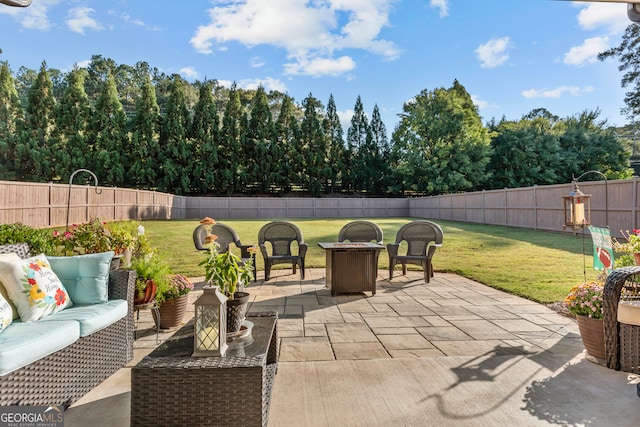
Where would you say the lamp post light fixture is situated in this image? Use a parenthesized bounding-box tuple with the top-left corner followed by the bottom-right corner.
(193, 286, 228, 357)
(563, 181, 592, 230)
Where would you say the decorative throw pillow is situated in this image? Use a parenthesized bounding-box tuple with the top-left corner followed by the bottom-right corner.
(0, 292, 12, 333)
(0, 254, 73, 322)
(0, 253, 20, 320)
(47, 251, 114, 304)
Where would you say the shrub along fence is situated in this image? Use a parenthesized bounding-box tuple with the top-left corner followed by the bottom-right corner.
(1, 178, 637, 237)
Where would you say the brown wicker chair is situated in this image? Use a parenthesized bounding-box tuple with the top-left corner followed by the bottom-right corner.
(603, 266, 640, 374)
(258, 221, 308, 281)
(194, 222, 257, 281)
(387, 220, 443, 283)
(338, 220, 383, 245)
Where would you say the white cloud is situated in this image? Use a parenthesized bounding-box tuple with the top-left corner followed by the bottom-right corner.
(0, 0, 60, 30)
(237, 77, 288, 93)
(430, 0, 448, 17)
(179, 66, 198, 79)
(251, 56, 265, 68)
(66, 7, 103, 34)
(575, 2, 629, 34)
(76, 59, 91, 68)
(563, 36, 609, 66)
(522, 85, 595, 99)
(337, 109, 354, 132)
(122, 13, 145, 27)
(284, 55, 356, 77)
(471, 94, 488, 110)
(190, 0, 399, 77)
(475, 36, 510, 68)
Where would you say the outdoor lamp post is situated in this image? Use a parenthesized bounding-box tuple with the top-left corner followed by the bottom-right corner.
(563, 180, 591, 230)
(193, 286, 228, 357)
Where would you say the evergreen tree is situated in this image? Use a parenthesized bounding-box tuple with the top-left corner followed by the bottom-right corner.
(190, 81, 220, 193)
(369, 104, 390, 194)
(0, 61, 24, 180)
(345, 96, 370, 193)
(245, 85, 274, 193)
(130, 75, 161, 189)
(52, 66, 92, 181)
(158, 74, 192, 194)
(219, 83, 243, 194)
(273, 95, 299, 193)
(323, 94, 344, 193)
(15, 61, 56, 181)
(300, 94, 326, 196)
(90, 70, 128, 186)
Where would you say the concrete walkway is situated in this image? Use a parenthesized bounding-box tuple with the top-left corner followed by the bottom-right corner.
(65, 269, 640, 426)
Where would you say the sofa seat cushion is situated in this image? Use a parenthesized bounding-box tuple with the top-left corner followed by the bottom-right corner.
(0, 320, 80, 376)
(618, 300, 640, 326)
(39, 299, 127, 337)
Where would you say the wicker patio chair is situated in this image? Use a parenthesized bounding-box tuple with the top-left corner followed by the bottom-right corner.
(603, 266, 640, 374)
(338, 220, 383, 245)
(387, 220, 443, 283)
(193, 222, 256, 282)
(258, 221, 308, 281)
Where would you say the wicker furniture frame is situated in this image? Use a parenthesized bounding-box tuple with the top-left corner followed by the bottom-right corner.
(338, 220, 383, 245)
(258, 221, 308, 281)
(603, 266, 640, 374)
(0, 243, 136, 408)
(193, 222, 257, 281)
(131, 311, 278, 427)
(318, 242, 383, 296)
(387, 220, 443, 283)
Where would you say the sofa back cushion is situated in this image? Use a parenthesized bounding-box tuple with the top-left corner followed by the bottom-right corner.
(0, 254, 73, 322)
(0, 253, 20, 320)
(47, 252, 114, 304)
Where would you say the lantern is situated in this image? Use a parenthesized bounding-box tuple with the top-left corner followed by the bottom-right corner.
(563, 181, 591, 230)
(193, 286, 228, 357)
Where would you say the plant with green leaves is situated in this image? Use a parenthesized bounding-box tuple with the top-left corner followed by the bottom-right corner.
(130, 251, 172, 296)
(198, 217, 255, 300)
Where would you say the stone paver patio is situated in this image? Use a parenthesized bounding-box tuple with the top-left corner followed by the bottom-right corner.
(64, 268, 640, 426)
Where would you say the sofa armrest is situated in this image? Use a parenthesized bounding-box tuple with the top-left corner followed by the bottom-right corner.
(108, 268, 136, 304)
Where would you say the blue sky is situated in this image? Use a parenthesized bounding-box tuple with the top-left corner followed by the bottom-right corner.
(0, 1, 634, 132)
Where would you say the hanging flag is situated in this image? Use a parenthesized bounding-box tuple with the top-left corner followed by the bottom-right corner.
(588, 226, 614, 273)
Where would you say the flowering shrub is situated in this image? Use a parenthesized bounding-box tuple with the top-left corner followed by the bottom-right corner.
(155, 274, 194, 305)
(50, 219, 143, 256)
(563, 281, 604, 319)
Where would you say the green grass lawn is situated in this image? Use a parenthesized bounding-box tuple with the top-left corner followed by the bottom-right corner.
(140, 217, 599, 305)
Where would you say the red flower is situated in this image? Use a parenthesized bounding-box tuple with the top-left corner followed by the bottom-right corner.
(55, 288, 66, 306)
(27, 278, 36, 285)
(29, 262, 41, 271)
(634, 229, 640, 236)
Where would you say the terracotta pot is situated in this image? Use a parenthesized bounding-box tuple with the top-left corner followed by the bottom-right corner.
(153, 294, 189, 330)
(634, 253, 640, 266)
(576, 315, 605, 360)
(134, 279, 157, 305)
(227, 291, 249, 333)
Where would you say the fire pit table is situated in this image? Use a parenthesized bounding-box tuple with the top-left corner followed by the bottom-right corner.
(318, 242, 384, 296)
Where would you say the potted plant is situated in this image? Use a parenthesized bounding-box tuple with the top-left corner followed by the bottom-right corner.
(198, 217, 256, 333)
(612, 229, 640, 266)
(153, 274, 194, 330)
(130, 251, 172, 306)
(563, 281, 605, 359)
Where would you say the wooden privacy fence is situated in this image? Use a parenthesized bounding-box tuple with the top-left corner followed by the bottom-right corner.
(1, 179, 639, 237)
(410, 178, 640, 238)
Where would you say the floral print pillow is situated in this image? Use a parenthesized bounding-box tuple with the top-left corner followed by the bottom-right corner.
(0, 292, 12, 332)
(0, 254, 73, 322)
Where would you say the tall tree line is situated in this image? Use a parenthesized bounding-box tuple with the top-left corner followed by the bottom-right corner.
(0, 54, 633, 197)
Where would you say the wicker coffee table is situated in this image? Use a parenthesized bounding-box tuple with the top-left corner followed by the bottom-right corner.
(131, 311, 278, 427)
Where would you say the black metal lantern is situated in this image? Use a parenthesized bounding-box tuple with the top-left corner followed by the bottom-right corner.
(563, 181, 591, 230)
(193, 286, 228, 357)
